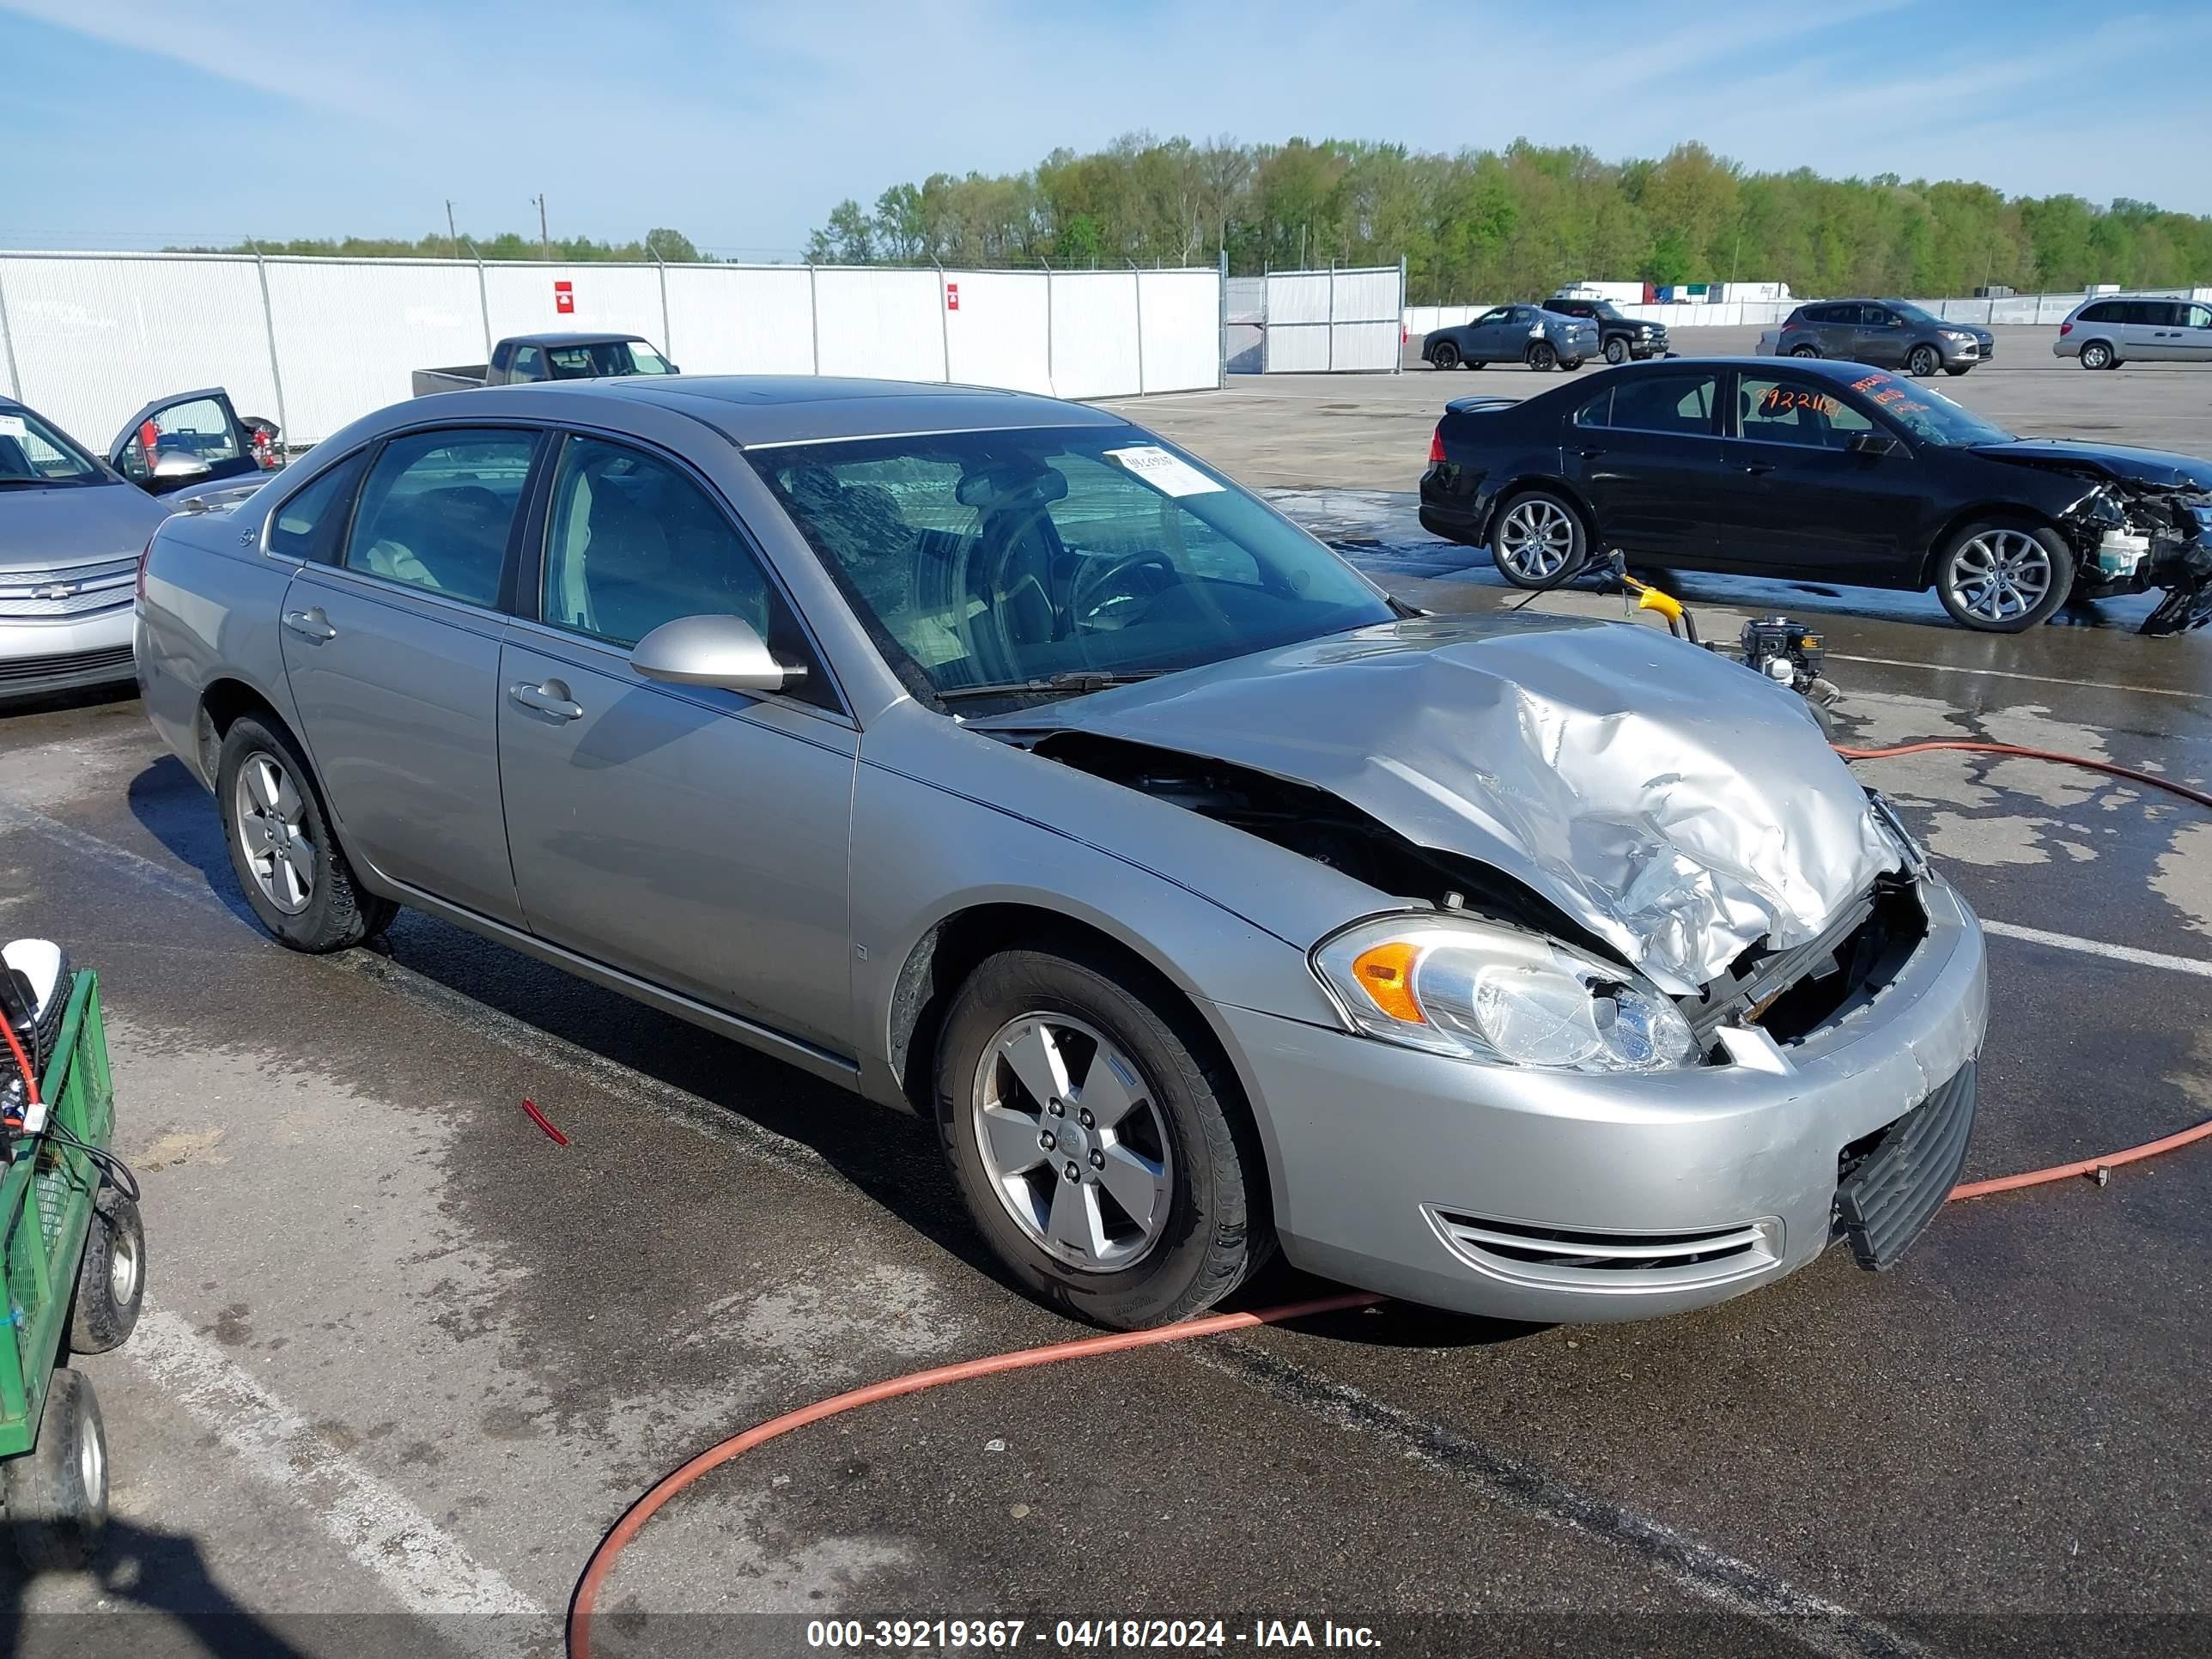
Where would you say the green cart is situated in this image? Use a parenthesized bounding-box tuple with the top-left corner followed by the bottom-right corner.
(1, 969, 145, 1569)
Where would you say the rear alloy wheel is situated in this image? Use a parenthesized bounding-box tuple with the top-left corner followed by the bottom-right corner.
(1905, 343, 1942, 377)
(1603, 337, 1629, 366)
(939, 948, 1270, 1328)
(2078, 341, 2114, 371)
(1526, 342, 1558, 372)
(1429, 341, 1460, 369)
(218, 716, 395, 953)
(1491, 491, 1586, 587)
(1936, 522, 2073, 633)
(1790, 344, 1820, 358)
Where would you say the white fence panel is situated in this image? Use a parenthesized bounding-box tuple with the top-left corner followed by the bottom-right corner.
(1051, 273, 1141, 400)
(945, 270, 1051, 394)
(1260, 267, 1401, 372)
(264, 258, 484, 445)
(1264, 273, 1334, 325)
(1138, 270, 1219, 392)
(665, 265, 815, 375)
(482, 262, 665, 349)
(815, 267, 943, 382)
(0, 253, 282, 447)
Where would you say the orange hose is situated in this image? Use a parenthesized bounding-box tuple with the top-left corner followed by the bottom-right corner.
(567, 1290, 1382, 1658)
(568, 739, 2211, 1652)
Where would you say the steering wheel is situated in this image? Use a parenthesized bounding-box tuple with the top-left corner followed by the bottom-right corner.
(1071, 550, 1178, 630)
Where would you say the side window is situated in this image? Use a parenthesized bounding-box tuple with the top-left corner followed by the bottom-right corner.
(117, 396, 241, 482)
(1800, 305, 1834, 325)
(267, 451, 367, 562)
(2078, 303, 2116, 325)
(2122, 301, 2162, 326)
(1572, 388, 1613, 428)
(1607, 373, 1717, 435)
(511, 344, 544, 380)
(2154, 301, 2189, 326)
(343, 428, 534, 606)
(1738, 378, 1875, 450)
(1471, 307, 1509, 329)
(2188, 305, 2212, 331)
(541, 436, 822, 700)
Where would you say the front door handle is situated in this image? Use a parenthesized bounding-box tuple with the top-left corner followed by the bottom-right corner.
(509, 679, 583, 721)
(1738, 461, 1776, 476)
(1575, 447, 1606, 459)
(282, 606, 337, 643)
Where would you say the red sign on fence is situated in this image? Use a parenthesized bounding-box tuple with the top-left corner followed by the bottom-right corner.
(554, 280, 574, 315)
(945, 283, 960, 312)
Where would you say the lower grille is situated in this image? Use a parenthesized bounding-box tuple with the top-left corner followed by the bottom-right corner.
(1427, 1207, 1782, 1293)
(0, 644, 136, 689)
(1834, 1060, 1978, 1271)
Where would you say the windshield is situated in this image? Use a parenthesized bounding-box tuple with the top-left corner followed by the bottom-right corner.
(750, 427, 1395, 704)
(1884, 300, 1942, 326)
(0, 406, 105, 487)
(546, 340, 673, 379)
(1589, 301, 1624, 321)
(1847, 370, 2014, 447)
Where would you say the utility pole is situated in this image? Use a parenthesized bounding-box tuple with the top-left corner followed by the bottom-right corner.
(534, 193, 551, 261)
(446, 200, 459, 261)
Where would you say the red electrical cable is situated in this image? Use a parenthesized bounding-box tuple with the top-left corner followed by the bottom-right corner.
(1833, 738, 2212, 811)
(1, 1012, 38, 1115)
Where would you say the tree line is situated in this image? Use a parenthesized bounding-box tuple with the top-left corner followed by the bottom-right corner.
(804, 136, 2212, 302)
(171, 228, 707, 263)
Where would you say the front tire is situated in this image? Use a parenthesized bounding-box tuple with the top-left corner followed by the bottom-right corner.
(1526, 342, 1557, 372)
(938, 948, 1271, 1329)
(1936, 521, 2074, 633)
(1603, 337, 1628, 366)
(1943, 365, 1972, 377)
(1490, 490, 1588, 588)
(1429, 342, 1460, 369)
(1906, 344, 1942, 377)
(217, 716, 396, 953)
(3, 1369, 106, 1571)
(2078, 340, 2114, 371)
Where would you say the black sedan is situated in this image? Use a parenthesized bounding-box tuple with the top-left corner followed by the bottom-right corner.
(1418, 357, 2212, 635)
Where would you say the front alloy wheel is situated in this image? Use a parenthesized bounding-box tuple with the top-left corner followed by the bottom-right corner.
(1937, 524, 2072, 632)
(1906, 343, 1942, 377)
(1603, 337, 1628, 365)
(1492, 494, 1584, 586)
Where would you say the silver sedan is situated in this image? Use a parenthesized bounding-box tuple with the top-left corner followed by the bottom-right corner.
(136, 376, 1987, 1329)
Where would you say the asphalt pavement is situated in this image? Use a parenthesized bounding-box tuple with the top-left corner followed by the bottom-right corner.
(3, 336, 2210, 1658)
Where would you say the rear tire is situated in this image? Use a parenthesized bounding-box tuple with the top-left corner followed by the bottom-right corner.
(1935, 520, 2074, 633)
(3, 1369, 106, 1571)
(1603, 337, 1628, 366)
(1790, 344, 1820, 359)
(217, 716, 396, 954)
(67, 1189, 144, 1356)
(1490, 489, 1588, 588)
(937, 947, 1272, 1329)
(1526, 342, 1557, 372)
(1429, 342, 1460, 369)
(2077, 340, 2114, 371)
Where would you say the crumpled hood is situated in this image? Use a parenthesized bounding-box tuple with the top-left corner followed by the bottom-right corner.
(988, 615, 1899, 994)
(0, 480, 169, 572)
(1968, 440, 2212, 493)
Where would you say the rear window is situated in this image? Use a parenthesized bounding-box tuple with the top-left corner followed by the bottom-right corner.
(267, 450, 367, 562)
(2078, 302, 2119, 324)
(1599, 373, 1717, 435)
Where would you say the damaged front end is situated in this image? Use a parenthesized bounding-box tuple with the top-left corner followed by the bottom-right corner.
(2048, 472, 2212, 635)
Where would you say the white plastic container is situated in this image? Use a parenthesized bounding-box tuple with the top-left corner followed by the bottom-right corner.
(2097, 530, 2150, 578)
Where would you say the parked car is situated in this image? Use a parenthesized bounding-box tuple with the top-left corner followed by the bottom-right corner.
(3, 388, 266, 701)
(1423, 305, 1599, 372)
(1542, 295, 1670, 364)
(413, 332, 678, 397)
(1419, 356, 2212, 635)
(1771, 301, 1993, 376)
(2053, 295, 2212, 369)
(138, 374, 1986, 1330)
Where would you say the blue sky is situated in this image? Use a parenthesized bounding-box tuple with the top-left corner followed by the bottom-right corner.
(3, 0, 2208, 258)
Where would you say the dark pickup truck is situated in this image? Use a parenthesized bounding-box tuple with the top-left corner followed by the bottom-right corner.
(412, 331, 679, 397)
(1540, 295, 1669, 365)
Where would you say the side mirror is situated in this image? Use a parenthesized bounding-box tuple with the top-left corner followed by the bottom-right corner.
(629, 613, 799, 695)
(1848, 432, 1901, 457)
(153, 451, 213, 480)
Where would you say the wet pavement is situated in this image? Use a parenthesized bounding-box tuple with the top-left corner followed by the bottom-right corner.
(3, 365, 2210, 1659)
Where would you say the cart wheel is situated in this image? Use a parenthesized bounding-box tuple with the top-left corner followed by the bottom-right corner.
(3, 1368, 108, 1571)
(70, 1189, 145, 1356)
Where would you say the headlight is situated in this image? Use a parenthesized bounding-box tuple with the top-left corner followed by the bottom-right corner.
(1868, 793, 1929, 879)
(1313, 915, 1698, 1073)
(1941, 330, 1973, 342)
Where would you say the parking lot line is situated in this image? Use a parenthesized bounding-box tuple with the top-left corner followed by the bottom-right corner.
(1827, 653, 2210, 702)
(128, 1308, 544, 1641)
(1981, 919, 2212, 979)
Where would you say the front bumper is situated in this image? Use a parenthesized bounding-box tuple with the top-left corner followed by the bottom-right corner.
(1942, 337, 1992, 363)
(1214, 878, 1988, 1323)
(0, 606, 137, 701)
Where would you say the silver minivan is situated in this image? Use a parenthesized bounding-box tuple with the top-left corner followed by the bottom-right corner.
(2055, 295, 2212, 368)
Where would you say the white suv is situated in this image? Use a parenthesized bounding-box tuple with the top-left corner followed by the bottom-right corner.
(2055, 295, 2212, 368)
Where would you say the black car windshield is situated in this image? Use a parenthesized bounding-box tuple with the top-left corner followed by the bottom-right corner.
(1587, 301, 1625, 321)
(750, 427, 1394, 703)
(0, 405, 105, 487)
(1846, 370, 2014, 447)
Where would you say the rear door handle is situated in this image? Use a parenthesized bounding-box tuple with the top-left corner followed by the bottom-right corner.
(282, 606, 337, 643)
(1738, 461, 1776, 476)
(1575, 447, 1606, 459)
(508, 679, 583, 721)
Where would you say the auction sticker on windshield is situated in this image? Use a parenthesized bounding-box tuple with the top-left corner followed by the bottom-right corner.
(0, 416, 25, 441)
(1103, 445, 1224, 496)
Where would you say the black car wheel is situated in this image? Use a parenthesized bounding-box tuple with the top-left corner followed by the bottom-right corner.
(1935, 521, 2074, 633)
(1603, 338, 1628, 365)
(1429, 341, 1460, 369)
(1905, 343, 1942, 377)
(1562, 357, 1585, 371)
(1490, 490, 1587, 586)
(1943, 365, 1973, 377)
(1789, 344, 1820, 359)
(2078, 341, 2114, 371)
(1526, 342, 1557, 372)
